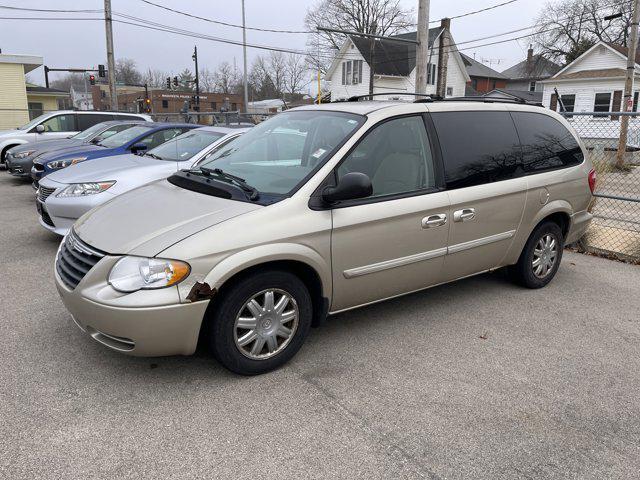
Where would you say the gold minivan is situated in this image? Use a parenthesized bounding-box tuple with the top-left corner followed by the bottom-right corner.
(54, 99, 595, 375)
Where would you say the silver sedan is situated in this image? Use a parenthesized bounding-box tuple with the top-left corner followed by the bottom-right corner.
(36, 126, 250, 235)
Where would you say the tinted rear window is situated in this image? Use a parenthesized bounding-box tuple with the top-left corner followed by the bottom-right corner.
(510, 112, 584, 172)
(431, 111, 522, 189)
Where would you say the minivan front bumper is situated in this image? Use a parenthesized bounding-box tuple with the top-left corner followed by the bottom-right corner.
(54, 257, 209, 357)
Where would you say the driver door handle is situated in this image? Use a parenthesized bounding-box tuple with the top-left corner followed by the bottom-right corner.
(422, 214, 447, 228)
(453, 208, 476, 222)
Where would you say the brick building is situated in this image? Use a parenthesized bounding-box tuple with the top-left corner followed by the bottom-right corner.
(91, 85, 243, 113)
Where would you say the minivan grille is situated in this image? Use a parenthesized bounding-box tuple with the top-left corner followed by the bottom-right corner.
(38, 186, 56, 202)
(56, 231, 105, 290)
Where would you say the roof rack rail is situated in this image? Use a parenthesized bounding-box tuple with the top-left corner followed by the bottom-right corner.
(433, 96, 544, 107)
(335, 92, 434, 102)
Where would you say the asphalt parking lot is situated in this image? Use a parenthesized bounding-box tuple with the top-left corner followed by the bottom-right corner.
(1, 173, 639, 480)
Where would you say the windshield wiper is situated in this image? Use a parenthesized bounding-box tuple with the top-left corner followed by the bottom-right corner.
(145, 152, 164, 160)
(200, 166, 260, 201)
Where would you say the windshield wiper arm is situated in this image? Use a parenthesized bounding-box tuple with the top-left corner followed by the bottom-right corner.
(200, 166, 260, 201)
(145, 152, 164, 160)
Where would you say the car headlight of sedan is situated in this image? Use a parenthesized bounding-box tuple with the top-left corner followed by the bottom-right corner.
(11, 150, 36, 159)
(48, 157, 87, 169)
(56, 181, 116, 197)
(108, 256, 191, 293)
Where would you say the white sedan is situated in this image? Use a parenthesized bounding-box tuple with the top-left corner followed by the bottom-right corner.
(36, 125, 250, 235)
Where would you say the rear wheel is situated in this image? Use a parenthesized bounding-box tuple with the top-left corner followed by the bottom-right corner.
(509, 221, 563, 289)
(209, 270, 312, 375)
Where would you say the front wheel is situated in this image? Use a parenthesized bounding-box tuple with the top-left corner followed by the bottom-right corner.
(209, 270, 312, 375)
(509, 221, 564, 289)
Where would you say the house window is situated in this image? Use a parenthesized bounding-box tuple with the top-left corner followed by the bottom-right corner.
(28, 102, 44, 120)
(162, 100, 169, 109)
(594, 92, 611, 117)
(427, 63, 436, 85)
(529, 81, 536, 92)
(211, 101, 217, 110)
(471, 78, 478, 90)
(633, 92, 639, 112)
(559, 94, 575, 116)
(446, 87, 453, 97)
(341, 60, 363, 86)
(231, 103, 237, 110)
(491, 79, 497, 90)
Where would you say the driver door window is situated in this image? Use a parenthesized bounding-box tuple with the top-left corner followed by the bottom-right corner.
(336, 116, 436, 199)
(139, 128, 187, 150)
(39, 114, 76, 133)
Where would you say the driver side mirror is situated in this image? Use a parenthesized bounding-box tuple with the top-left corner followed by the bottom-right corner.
(130, 142, 148, 155)
(35, 124, 45, 134)
(322, 172, 372, 203)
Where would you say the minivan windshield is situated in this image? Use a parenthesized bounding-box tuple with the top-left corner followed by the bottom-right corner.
(98, 125, 153, 148)
(147, 129, 226, 161)
(71, 122, 109, 141)
(194, 110, 364, 195)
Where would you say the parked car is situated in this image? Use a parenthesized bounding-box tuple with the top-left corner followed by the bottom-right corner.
(37, 126, 250, 235)
(5, 120, 148, 177)
(0, 111, 152, 165)
(54, 100, 594, 375)
(31, 123, 198, 185)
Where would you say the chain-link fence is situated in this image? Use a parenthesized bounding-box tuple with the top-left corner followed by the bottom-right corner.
(562, 112, 640, 263)
(149, 110, 277, 126)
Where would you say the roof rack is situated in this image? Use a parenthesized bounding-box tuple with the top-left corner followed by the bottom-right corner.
(430, 96, 544, 107)
(334, 93, 543, 107)
(335, 92, 434, 102)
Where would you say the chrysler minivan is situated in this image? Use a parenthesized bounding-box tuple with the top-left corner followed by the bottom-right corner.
(54, 99, 594, 375)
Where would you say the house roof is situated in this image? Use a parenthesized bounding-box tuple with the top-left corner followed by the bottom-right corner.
(460, 53, 507, 79)
(501, 54, 561, 80)
(605, 42, 640, 65)
(551, 68, 627, 81)
(26, 85, 69, 96)
(348, 28, 443, 77)
(483, 88, 543, 102)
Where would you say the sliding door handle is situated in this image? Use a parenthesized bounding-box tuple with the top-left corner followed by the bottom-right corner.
(453, 208, 476, 222)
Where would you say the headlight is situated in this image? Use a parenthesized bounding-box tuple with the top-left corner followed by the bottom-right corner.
(56, 181, 116, 197)
(12, 150, 36, 159)
(48, 157, 87, 169)
(108, 256, 191, 293)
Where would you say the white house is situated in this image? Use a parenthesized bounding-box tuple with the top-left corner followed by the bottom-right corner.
(326, 26, 470, 101)
(541, 41, 640, 114)
(541, 41, 640, 148)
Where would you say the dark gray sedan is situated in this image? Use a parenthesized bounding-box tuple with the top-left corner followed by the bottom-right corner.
(5, 120, 147, 177)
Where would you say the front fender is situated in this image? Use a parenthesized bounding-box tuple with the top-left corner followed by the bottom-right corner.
(0, 138, 28, 155)
(201, 242, 331, 299)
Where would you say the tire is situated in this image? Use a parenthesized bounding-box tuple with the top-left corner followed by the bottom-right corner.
(209, 270, 312, 375)
(509, 221, 564, 289)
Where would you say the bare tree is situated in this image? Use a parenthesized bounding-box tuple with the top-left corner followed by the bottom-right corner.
(198, 67, 216, 92)
(304, 0, 414, 72)
(50, 73, 86, 92)
(143, 68, 169, 88)
(249, 56, 278, 100)
(115, 58, 142, 85)
(535, 0, 634, 65)
(283, 54, 309, 97)
(213, 62, 241, 94)
(267, 51, 287, 97)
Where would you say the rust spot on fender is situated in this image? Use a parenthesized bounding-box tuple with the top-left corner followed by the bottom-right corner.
(186, 282, 217, 302)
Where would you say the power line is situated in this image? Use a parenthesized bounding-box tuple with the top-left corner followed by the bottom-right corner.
(138, 0, 312, 34)
(425, 0, 520, 24)
(0, 5, 101, 13)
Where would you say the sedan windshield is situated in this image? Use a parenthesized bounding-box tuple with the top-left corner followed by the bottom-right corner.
(71, 122, 109, 141)
(17, 113, 51, 131)
(195, 110, 364, 195)
(98, 125, 153, 148)
(147, 130, 226, 161)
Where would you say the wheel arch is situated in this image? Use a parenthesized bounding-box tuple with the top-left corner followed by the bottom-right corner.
(1, 141, 26, 161)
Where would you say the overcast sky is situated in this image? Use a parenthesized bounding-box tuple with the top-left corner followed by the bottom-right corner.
(0, 0, 542, 90)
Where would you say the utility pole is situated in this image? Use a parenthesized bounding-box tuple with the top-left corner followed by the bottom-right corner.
(241, 0, 249, 113)
(104, 0, 117, 111)
(415, 0, 430, 94)
(436, 18, 450, 98)
(368, 22, 377, 96)
(192, 45, 200, 111)
(616, 0, 640, 168)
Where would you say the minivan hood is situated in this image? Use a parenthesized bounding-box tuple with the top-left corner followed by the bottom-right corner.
(46, 153, 159, 183)
(74, 179, 262, 256)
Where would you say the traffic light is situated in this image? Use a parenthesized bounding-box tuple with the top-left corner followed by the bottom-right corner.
(145, 97, 151, 112)
(98, 64, 106, 77)
(166, 77, 171, 89)
(89, 74, 96, 85)
(173, 76, 179, 87)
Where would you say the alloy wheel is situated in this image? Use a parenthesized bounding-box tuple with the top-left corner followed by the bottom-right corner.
(532, 233, 558, 278)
